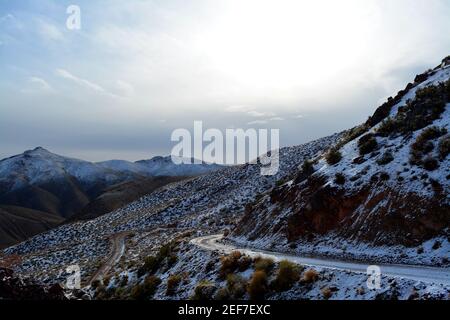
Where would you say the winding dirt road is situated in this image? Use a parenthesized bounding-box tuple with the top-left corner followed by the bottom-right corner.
(190, 234, 450, 286)
(89, 232, 130, 284)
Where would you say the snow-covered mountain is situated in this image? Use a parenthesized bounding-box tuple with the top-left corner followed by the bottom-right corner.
(0, 148, 220, 247)
(97, 156, 222, 177)
(0, 147, 136, 194)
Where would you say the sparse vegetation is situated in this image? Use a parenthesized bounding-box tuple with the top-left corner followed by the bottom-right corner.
(325, 148, 342, 165)
(138, 242, 178, 276)
(410, 126, 447, 166)
(334, 173, 346, 185)
(377, 151, 394, 165)
(321, 286, 333, 300)
(422, 156, 439, 171)
(219, 251, 247, 279)
(238, 255, 252, 272)
(358, 134, 378, 155)
(254, 257, 275, 274)
(214, 287, 231, 300)
(302, 268, 319, 283)
(377, 117, 398, 137)
(226, 274, 247, 299)
(166, 274, 183, 296)
(192, 280, 217, 300)
(131, 275, 161, 300)
(248, 270, 268, 300)
(380, 81, 449, 137)
(271, 260, 301, 292)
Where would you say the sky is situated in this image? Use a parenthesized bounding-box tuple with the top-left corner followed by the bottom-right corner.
(1, 0, 450, 161)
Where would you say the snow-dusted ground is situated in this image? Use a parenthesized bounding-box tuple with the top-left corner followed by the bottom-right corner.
(191, 234, 450, 286)
(2, 133, 342, 284)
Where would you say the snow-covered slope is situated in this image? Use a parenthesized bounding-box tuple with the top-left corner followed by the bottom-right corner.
(230, 57, 450, 265)
(1, 133, 342, 283)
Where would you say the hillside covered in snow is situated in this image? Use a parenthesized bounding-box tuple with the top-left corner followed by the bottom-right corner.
(230, 57, 450, 267)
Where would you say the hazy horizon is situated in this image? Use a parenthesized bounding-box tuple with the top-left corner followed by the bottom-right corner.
(1, 0, 450, 161)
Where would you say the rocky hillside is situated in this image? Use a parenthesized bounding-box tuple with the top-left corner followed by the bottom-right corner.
(230, 57, 450, 266)
(1, 133, 341, 284)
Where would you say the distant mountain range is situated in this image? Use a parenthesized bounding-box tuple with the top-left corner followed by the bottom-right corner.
(0, 147, 221, 248)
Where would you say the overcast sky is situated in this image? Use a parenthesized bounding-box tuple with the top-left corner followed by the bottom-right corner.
(1, 0, 449, 161)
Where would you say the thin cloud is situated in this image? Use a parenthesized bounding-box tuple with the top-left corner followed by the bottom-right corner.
(247, 120, 268, 125)
(269, 117, 284, 121)
(29, 77, 53, 91)
(56, 69, 107, 93)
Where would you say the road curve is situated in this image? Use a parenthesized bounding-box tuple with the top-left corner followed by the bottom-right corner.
(89, 232, 130, 284)
(190, 234, 450, 286)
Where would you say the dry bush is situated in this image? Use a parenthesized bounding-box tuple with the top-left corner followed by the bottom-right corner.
(271, 260, 301, 292)
(226, 274, 247, 299)
(325, 148, 342, 165)
(302, 268, 319, 283)
(130, 275, 161, 300)
(248, 270, 268, 301)
(166, 274, 183, 296)
(219, 251, 242, 279)
(254, 257, 275, 274)
(192, 280, 217, 300)
(321, 287, 333, 300)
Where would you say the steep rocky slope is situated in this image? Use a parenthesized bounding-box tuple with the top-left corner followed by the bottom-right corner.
(230, 57, 450, 265)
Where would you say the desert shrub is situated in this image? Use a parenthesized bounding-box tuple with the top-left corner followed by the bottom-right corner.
(438, 135, 450, 159)
(377, 118, 398, 137)
(302, 268, 319, 283)
(334, 173, 346, 185)
(271, 260, 301, 292)
(166, 274, 183, 296)
(374, 80, 449, 138)
(226, 274, 247, 299)
(423, 156, 439, 171)
(192, 280, 217, 300)
(379, 172, 390, 181)
(377, 151, 394, 165)
(138, 256, 160, 276)
(238, 255, 252, 272)
(321, 287, 333, 300)
(418, 126, 447, 141)
(219, 251, 242, 279)
(131, 275, 161, 300)
(254, 257, 275, 274)
(214, 287, 231, 300)
(325, 148, 342, 165)
(138, 242, 178, 276)
(294, 160, 315, 184)
(358, 134, 378, 155)
(248, 271, 268, 301)
(301, 160, 314, 174)
(396, 82, 449, 133)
